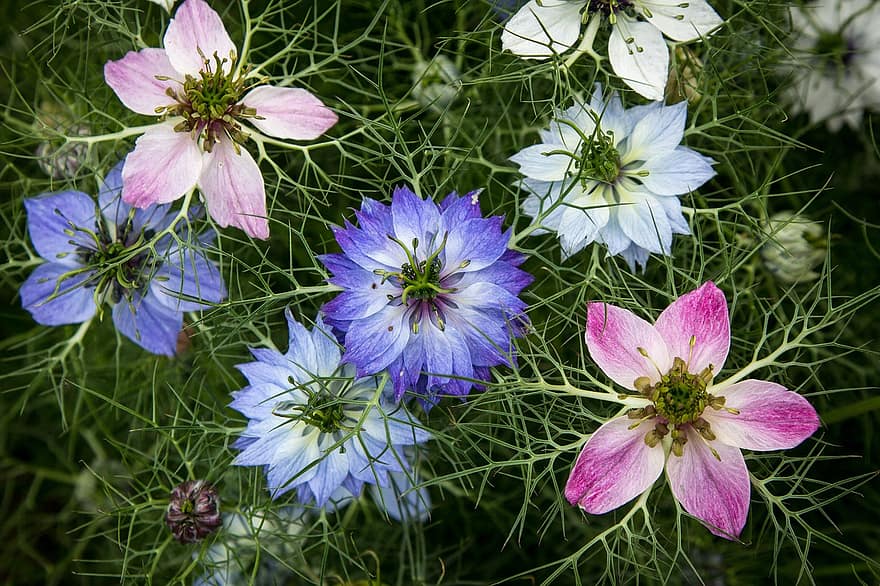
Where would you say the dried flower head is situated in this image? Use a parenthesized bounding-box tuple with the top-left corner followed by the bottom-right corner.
(165, 479, 222, 544)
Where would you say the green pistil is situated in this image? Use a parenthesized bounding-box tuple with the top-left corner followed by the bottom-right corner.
(547, 113, 621, 187)
(378, 232, 458, 307)
(814, 31, 855, 68)
(275, 391, 347, 434)
(157, 52, 263, 152)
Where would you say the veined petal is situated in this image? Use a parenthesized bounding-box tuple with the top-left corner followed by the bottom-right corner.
(704, 380, 820, 451)
(163, 0, 236, 76)
(640, 0, 723, 43)
(501, 0, 585, 59)
(510, 144, 578, 182)
(564, 416, 665, 513)
(21, 263, 97, 326)
(122, 122, 202, 207)
(608, 18, 669, 101)
(666, 427, 750, 539)
(112, 293, 182, 356)
(241, 86, 338, 140)
(654, 281, 729, 373)
(24, 191, 98, 264)
(151, 247, 226, 312)
(615, 189, 673, 254)
(104, 48, 180, 116)
(585, 300, 671, 390)
(624, 101, 687, 162)
(198, 138, 269, 239)
(342, 304, 410, 376)
(639, 147, 716, 196)
(390, 186, 442, 250)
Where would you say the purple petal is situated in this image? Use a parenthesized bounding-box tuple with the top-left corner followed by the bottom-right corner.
(122, 123, 203, 207)
(390, 186, 441, 251)
(24, 191, 98, 264)
(104, 48, 180, 115)
(163, 0, 236, 76)
(565, 416, 665, 513)
(666, 427, 750, 539)
(443, 216, 508, 273)
(150, 248, 226, 312)
(585, 301, 671, 390)
(654, 281, 730, 374)
(342, 304, 410, 376)
(21, 263, 97, 325)
(198, 137, 268, 239)
(112, 294, 182, 356)
(241, 86, 338, 140)
(703, 380, 820, 451)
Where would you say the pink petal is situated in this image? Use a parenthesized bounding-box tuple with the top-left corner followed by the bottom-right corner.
(666, 426, 750, 539)
(241, 86, 338, 140)
(703, 380, 820, 451)
(104, 49, 181, 116)
(122, 122, 202, 207)
(586, 301, 671, 390)
(654, 281, 730, 374)
(198, 137, 268, 239)
(565, 416, 665, 514)
(163, 0, 236, 76)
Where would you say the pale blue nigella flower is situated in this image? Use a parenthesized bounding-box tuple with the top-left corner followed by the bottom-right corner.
(511, 84, 716, 271)
(319, 186, 533, 406)
(20, 160, 226, 355)
(230, 309, 430, 505)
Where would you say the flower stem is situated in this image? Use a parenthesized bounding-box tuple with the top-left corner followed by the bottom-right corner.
(561, 14, 603, 71)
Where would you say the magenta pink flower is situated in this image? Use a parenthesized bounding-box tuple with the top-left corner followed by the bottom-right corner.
(565, 282, 820, 539)
(103, 0, 338, 239)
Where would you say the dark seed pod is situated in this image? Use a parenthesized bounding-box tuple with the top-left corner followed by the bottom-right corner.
(165, 479, 222, 544)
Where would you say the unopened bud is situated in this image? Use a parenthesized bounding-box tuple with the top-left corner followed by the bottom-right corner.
(760, 211, 826, 284)
(165, 479, 222, 543)
(411, 54, 462, 111)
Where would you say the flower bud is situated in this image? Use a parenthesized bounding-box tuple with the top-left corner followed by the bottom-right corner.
(34, 101, 89, 180)
(411, 55, 461, 110)
(165, 479, 222, 544)
(760, 211, 826, 284)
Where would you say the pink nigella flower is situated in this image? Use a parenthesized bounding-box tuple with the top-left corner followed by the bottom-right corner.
(103, 0, 338, 239)
(565, 282, 820, 539)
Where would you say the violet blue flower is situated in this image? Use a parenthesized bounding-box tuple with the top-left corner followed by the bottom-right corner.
(565, 282, 820, 539)
(512, 84, 715, 270)
(20, 161, 226, 356)
(103, 0, 338, 239)
(319, 186, 533, 405)
(230, 309, 430, 506)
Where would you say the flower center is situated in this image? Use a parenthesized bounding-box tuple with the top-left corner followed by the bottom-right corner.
(157, 53, 262, 152)
(814, 31, 857, 69)
(377, 233, 460, 308)
(275, 387, 348, 434)
(588, 0, 632, 15)
(578, 126, 621, 185)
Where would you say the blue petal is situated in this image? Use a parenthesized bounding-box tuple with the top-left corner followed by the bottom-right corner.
(20, 263, 98, 325)
(342, 304, 411, 376)
(150, 247, 226, 312)
(369, 470, 431, 523)
(439, 189, 483, 223)
(111, 293, 181, 356)
(442, 216, 508, 272)
(25, 191, 98, 264)
(390, 185, 441, 249)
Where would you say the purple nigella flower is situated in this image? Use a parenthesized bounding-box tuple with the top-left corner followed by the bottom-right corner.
(20, 161, 226, 356)
(230, 309, 430, 506)
(320, 186, 533, 404)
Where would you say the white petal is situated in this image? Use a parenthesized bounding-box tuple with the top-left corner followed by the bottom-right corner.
(639, 148, 716, 196)
(624, 101, 686, 162)
(510, 144, 577, 181)
(608, 18, 669, 101)
(640, 0, 723, 43)
(615, 189, 672, 254)
(501, 0, 585, 59)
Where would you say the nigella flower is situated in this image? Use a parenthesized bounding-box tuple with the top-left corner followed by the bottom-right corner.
(230, 309, 430, 506)
(784, 0, 880, 131)
(165, 479, 222, 543)
(565, 282, 820, 538)
(319, 187, 533, 404)
(103, 0, 338, 239)
(760, 211, 826, 285)
(511, 84, 715, 271)
(501, 0, 723, 100)
(20, 161, 226, 356)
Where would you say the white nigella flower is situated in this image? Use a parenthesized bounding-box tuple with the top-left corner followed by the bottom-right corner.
(501, 0, 723, 100)
(785, 0, 880, 131)
(760, 211, 826, 284)
(511, 84, 715, 270)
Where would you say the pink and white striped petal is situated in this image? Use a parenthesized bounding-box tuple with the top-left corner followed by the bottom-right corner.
(586, 301, 671, 390)
(163, 0, 236, 76)
(104, 48, 180, 116)
(654, 281, 730, 374)
(241, 86, 338, 140)
(198, 138, 269, 239)
(703, 380, 820, 451)
(666, 427, 750, 539)
(122, 122, 202, 207)
(564, 416, 665, 514)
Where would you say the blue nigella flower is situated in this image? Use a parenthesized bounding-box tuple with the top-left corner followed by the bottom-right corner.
(510, 83, 716, 271)
(20, 160, 226, 355)
(319, 186, 533, 405)
(230, 309, 430, 506)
